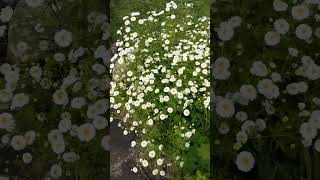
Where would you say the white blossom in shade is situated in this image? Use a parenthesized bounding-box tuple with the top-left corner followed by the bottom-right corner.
(295, 24, 312, 40)
(257, 79, 280, 99)
(54, 53, 65, 62)
(77, 123, 96, 142)
(273, 0, 288, 12)
(273, 18, 289, 34)
(216, 98, 235, 118)
(26, 0, 43, 8)
(240, 84, 257, 101)
(24, 130, 36, 145)
(236, 131, 248, 144)
(183, 109, 190, 116)
(250, 61, 268, 77)
(62, 152, 80, 162)
(52, 89, 69, 105)
(0, 113, 15, 131)
(300, 122, 317, 140)
(0, 6, 13, 23)
(217, 22, 234, 41)
(54, 29, 73, 47)
(22, 153, 32, 164)
(157, 158, 164, 166)
(236, 151, 255, 172)
(51, 141, 66, 154)
(149, 150, 156, 158)
(228, 16, 242, 28)
(58, 119, 72, 133)
(93, 116, 108, 130)
(309, 110, 320, 129)
(235, 111, 248, 122)
(264, 31, 280, 46)
(314, 139, 320, 152)
(71, 97, 86, 109)
(101, 135, 110, 151)
(213, 57, 231, 80)
(286, 82, 308, 95)
(50, 164, 62, 179)
(255, 118, 266, 132)
(29, 66, 42, 81)
(10, 135, 26, 151)
(152, 169, 159, 175)
(10, 93, 30, 110)
(0, 25, 6, 37)
(0, 89, 12, 103)
(94, 45, 109, 61)
(291, 5, 310, 21)
(218, 122, 230, 135)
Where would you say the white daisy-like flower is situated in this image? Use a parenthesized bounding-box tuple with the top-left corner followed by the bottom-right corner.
(77, 123, 96, 142)
(54, 29, 73, 47)
(235, 151, 255, 172)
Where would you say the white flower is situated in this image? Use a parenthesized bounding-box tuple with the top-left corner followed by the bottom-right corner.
(63, 152, 79, 162)
(77, 123, 96, 142)
(142, 160, 149, 167)
(300, 122, 317, 139)
(240, 84, 257, 101)
(217, 22, 234, 41)
(264, 31, 280, 46)
(71, 97, 86, 109)
(314, 139, 320, 152)
(51, 141, 66, 154)
(0, 6, 13, 23)
(94, 45, 109, 61)
(93, 116, 108, 130)
(52, 89, 69, 105)
(149, 150, 156, 158)
(183, 109, 190, 116)
(273, 0, 288, 12)
(295, 24, 312, 40)
(273, 18, 289, 34)
(54, 53, 65, 62)
(10, 135, 26, 151)
(291, 5, 310, 20)
(250, 61, 268, 77)
(24, 130, 36, 145)
(54, 29, 73, 47)
(141, 140, 148, 147)
(22, 153, 32, 164)
(157, 158, 164, 166)
(26, 0, 43, 8)
(255, 118, 266, 132)
(0, 113, 15, 131)
(101, 135, 110, 151)
(213, 57, 231, 80)
(29, 66, 42, 81)
(50, 164, 62, 178)
(0, 25, 6, 37)
(236, 151, 255, 172)
(309, 110, 320, 129)
(160, 170, 166, 176)
(11, 93, 29, 110)
(236, 131, 248, 144)
(0, 89, 12, 103)
(152, 169, 159, 175)
(257, 79, 280, 99)
(58, 119, 72, 132)
(216, 98, 235, 118)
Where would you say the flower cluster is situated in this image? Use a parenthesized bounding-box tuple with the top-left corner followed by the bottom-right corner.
(0, 0, 110, 179)
(110, 1, 210, 177)
(213, 0, 320, 176)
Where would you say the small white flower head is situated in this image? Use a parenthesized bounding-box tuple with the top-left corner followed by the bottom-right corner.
(77, 123, 96, 142)
(0, 113, 15, 131)
(291, 4, 310, 21)
(22, 153, 32, 164)
(235, 151, 255, 172)
(0, 6, 13, 23)
(300, 122, 317, 140)
(216, 98, 235, 118)
(11, 135, 26, 151)
(295, 24, 312, 40)
(52, 89, 69, 105)
(11, 93, 30, 110)
(264, 31, 280, 46)
(54, 29, 73, 47)
(50, 164, 62, 178)
(183, 109, 190, 116)
(273, 0, 288, 12)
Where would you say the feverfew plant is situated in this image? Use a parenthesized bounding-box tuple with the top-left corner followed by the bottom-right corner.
(110, 1, 210, 177)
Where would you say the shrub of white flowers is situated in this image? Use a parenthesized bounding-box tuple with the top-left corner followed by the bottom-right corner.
(0, 0, 110, 179)
(110, 1, 210, 178)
